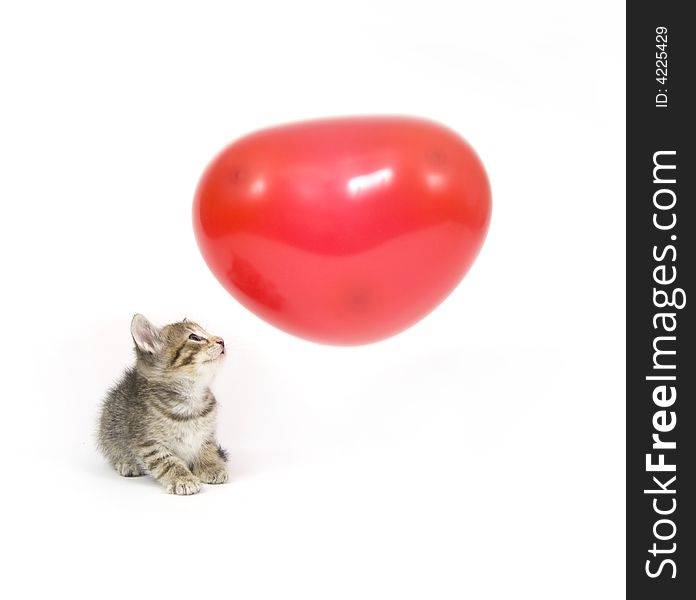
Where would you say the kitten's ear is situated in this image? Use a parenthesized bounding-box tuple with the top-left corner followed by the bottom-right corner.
(131, 314, 164, 354)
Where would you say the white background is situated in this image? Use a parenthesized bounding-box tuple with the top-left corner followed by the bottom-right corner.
(1, 1, 625, 598)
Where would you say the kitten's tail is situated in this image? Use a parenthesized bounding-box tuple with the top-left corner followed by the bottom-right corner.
(216, 443, 229, 462)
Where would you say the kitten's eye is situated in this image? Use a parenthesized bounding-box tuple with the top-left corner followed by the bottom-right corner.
(188, 333, 204, 342)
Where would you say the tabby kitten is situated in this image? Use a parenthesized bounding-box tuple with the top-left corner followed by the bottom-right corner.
(98, 314, 229, 495)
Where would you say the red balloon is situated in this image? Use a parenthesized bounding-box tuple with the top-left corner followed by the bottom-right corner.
(193, 116, 491, 345)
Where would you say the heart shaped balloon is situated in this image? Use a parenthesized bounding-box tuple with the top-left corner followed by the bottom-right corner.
(193, 116, 491, 345)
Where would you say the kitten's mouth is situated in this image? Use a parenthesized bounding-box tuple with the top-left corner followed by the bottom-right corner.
(205, 352, 225, 363)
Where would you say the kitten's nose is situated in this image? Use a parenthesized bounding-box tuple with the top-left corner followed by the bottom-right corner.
(216, 338, 225, 352)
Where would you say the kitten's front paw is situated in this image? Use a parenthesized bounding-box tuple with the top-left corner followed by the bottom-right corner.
(198, 466, 229, 485)
(166, 475, 201, 496)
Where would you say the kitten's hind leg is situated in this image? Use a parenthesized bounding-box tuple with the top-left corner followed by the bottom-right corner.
(114, 461, 144, 477)
(137, 442, 201, 495)
(192, 439, 229, 485)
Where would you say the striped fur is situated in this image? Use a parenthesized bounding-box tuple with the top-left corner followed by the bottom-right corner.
(97, 314, 229, 495)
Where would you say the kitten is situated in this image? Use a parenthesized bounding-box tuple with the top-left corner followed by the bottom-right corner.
(97, 314, 229, 495)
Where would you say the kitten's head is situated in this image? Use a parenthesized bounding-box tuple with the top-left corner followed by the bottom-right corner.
(130, 314, 225, 383)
